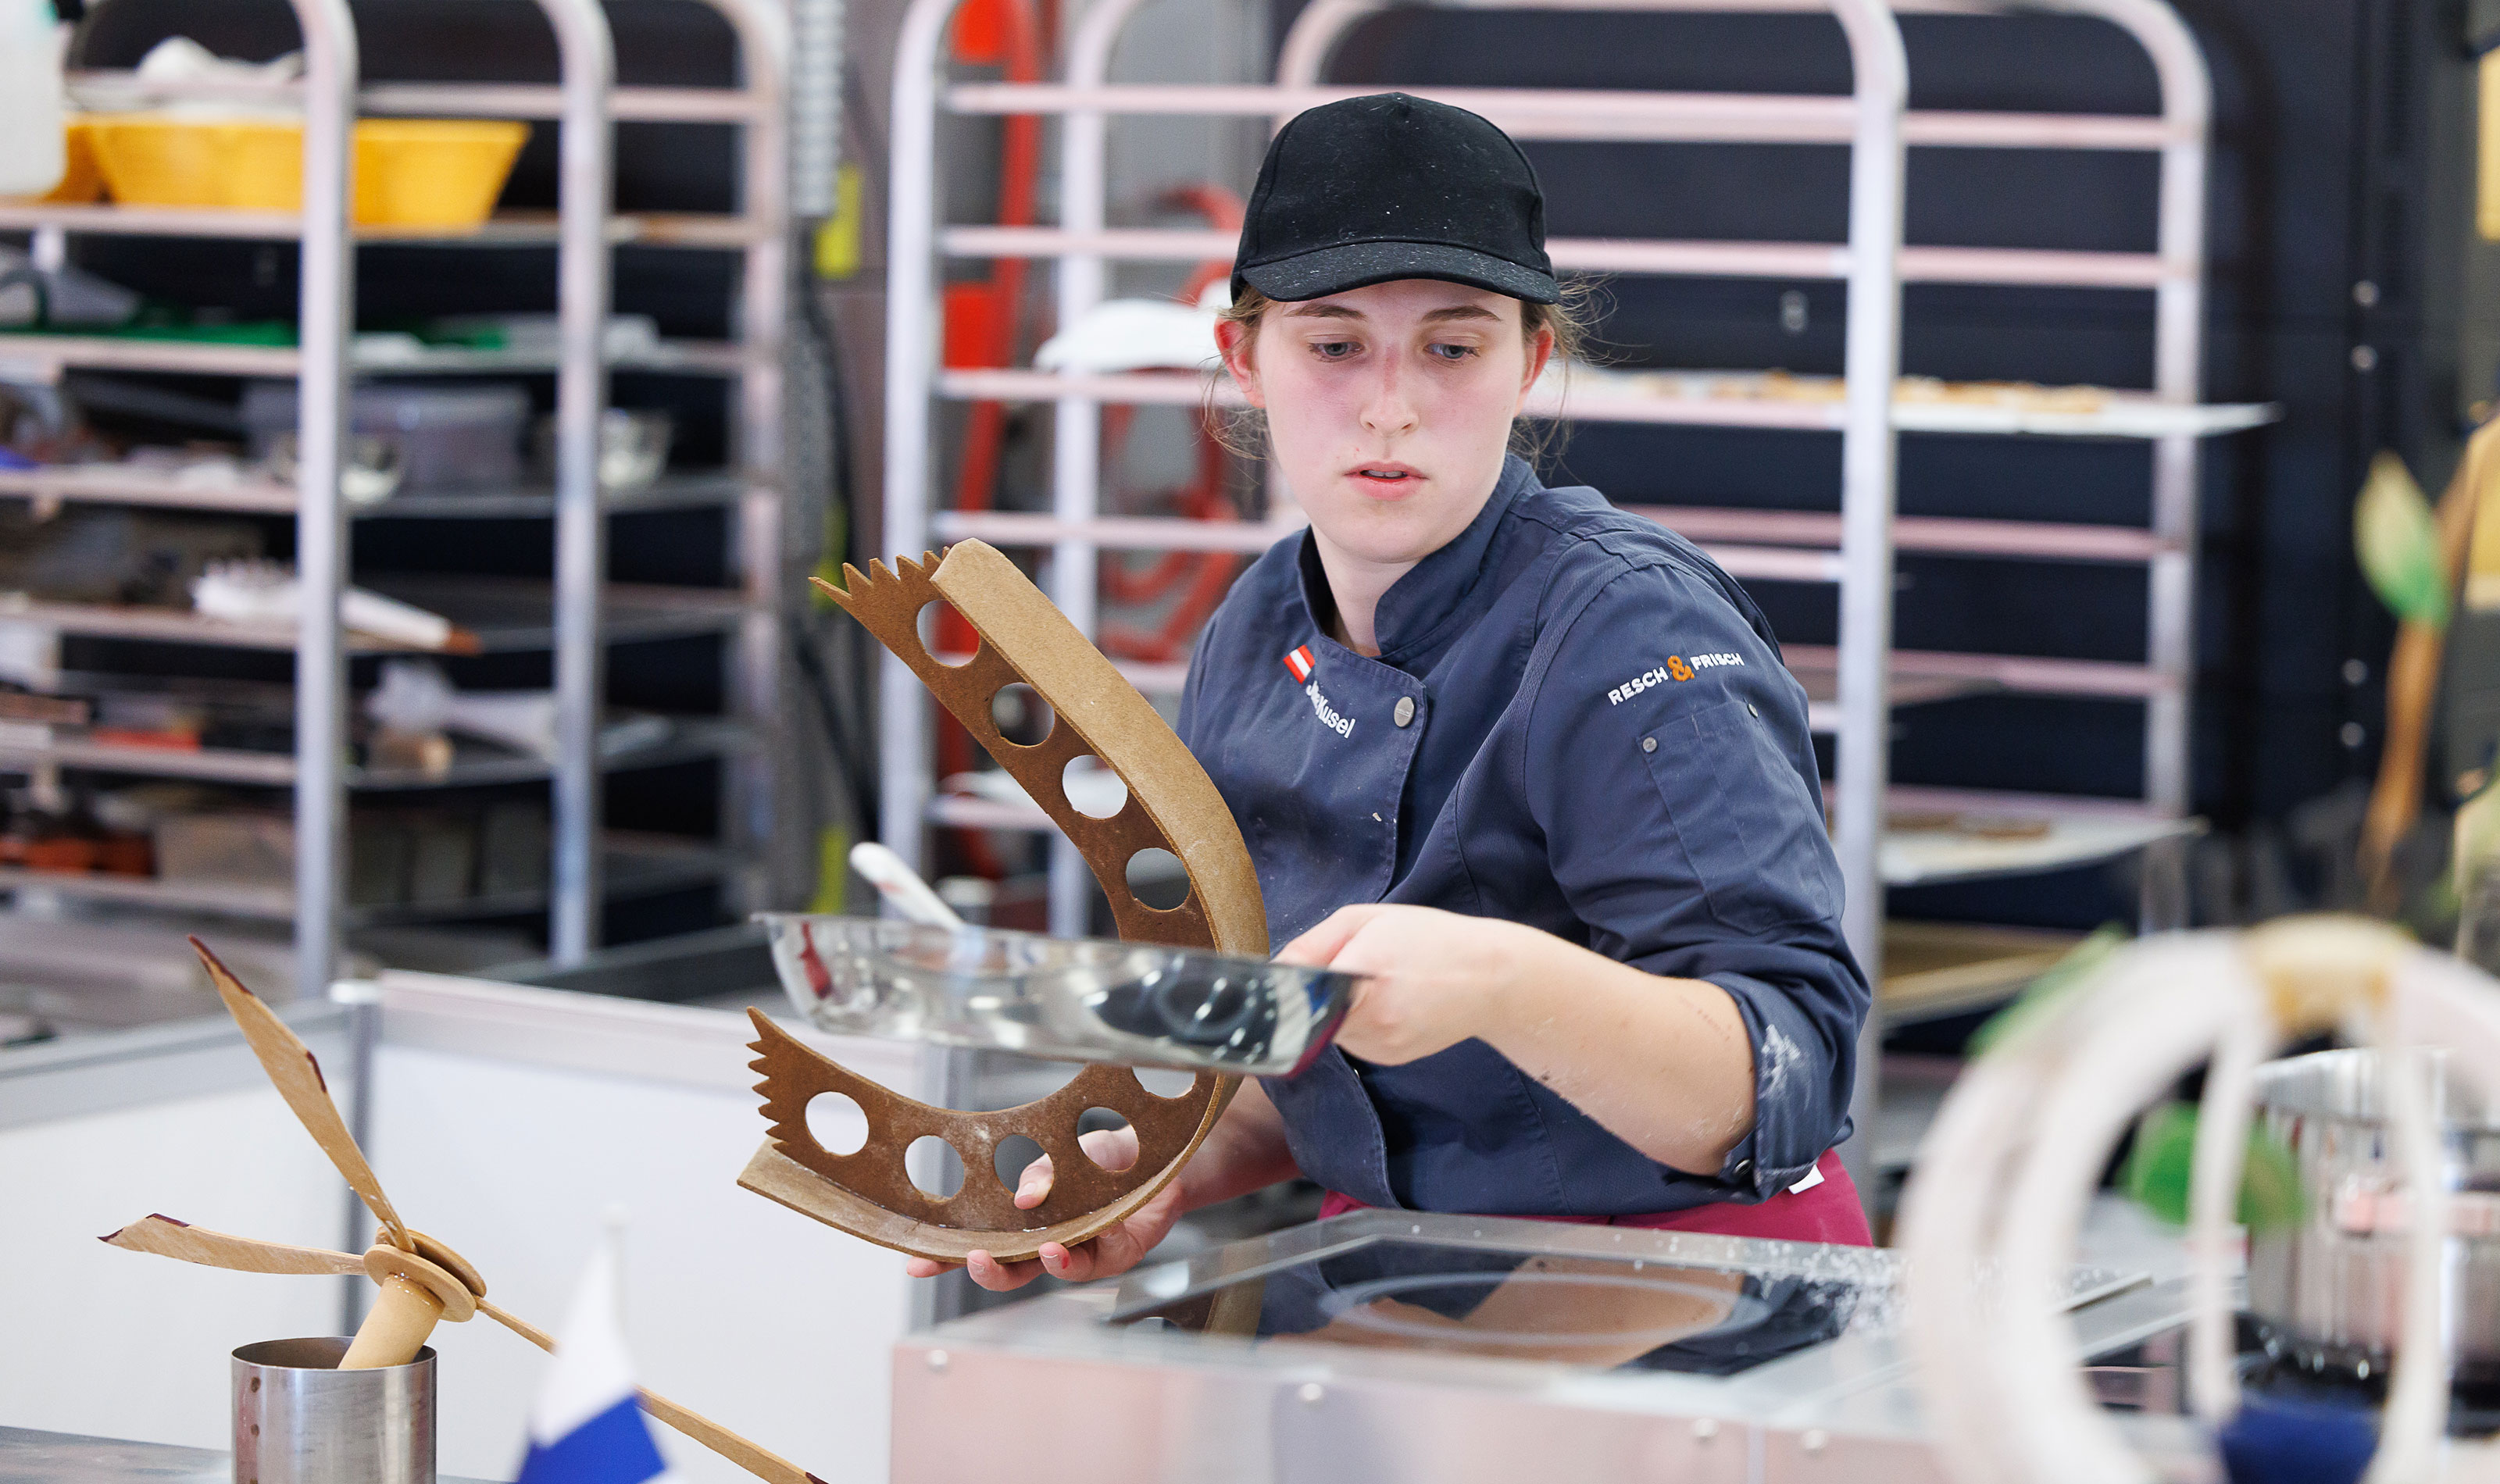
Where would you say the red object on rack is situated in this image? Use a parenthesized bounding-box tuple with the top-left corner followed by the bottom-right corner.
(941, 283, 1006, 372)
(948, 0, 1012, 62)
(1097, 411, 1242, 663)
(938, 0, 1048, 878)
(944, 0, 1043, 526)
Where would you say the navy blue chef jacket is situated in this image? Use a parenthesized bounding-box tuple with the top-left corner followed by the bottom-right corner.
(1175, 455, 1870, 1216)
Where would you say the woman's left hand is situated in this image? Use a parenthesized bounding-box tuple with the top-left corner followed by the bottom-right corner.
(1273, 904, 1523, 1065)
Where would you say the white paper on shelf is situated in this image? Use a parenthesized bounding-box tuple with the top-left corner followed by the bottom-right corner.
(340, 590, 452, 648)
(193, 558, 455, 649)
(1033, 284, 1223, 375)
(347, 333, 435, 364)
(365, 658, 672, 762)
(122, 37, 304, 119)
(0, 619, 58, 689)
(120, 448, 250, 488)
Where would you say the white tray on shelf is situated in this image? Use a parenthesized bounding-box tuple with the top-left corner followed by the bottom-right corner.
(0, 578, 746, 653)
(0, 833, 727, 925)
(0, 717, 745, 790)
(0, 464, 744, 519)
(0, 332, 745, 380)
(934, 366, 2276, 441)
(1873, 790, 2205, 886)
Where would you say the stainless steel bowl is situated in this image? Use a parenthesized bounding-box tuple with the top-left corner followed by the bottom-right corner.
(2248, 1048, 2500, 1385)
(757, 914, 1359, 1077)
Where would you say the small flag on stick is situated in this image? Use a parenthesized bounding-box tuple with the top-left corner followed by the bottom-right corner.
(515, 1233, 669, 1484)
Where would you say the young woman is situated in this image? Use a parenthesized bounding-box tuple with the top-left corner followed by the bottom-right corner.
(908, 91, 1871, 1294)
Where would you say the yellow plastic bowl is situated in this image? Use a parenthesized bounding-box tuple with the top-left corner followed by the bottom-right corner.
(87, 115, 527, 230)
(352, 120, 528, 229)
(209, 118, 311, 212)
(87, 114, 241, 209)
(53, 119, 107, 203)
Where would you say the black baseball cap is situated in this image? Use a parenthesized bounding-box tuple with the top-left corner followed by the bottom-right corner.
(1231, 93, 1559, 306)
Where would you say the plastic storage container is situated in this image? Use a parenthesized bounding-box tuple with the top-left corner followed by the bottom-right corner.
(0, 0, 67, 198)
(86, 116, 527, 227)
(88, 116, 286, 209)
(5, 118, 102, 205)
(351, 120, 530, 228)
(243, 381, 530, 494)
(42, 119, 104, 203)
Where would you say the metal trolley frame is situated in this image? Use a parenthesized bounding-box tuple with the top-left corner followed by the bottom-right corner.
(877, 0, 2264, 1179)
(0, 0, 795, 986)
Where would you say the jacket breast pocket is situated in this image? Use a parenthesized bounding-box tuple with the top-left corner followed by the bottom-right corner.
(1640, 694, 1841, 934)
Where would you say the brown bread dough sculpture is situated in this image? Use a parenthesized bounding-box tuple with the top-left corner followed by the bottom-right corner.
(738, 541, 1269, 1262)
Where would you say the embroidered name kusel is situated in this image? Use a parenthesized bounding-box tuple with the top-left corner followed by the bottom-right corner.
(1304, 682, 1355, 738)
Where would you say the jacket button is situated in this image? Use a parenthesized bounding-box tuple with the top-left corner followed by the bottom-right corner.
(1730, 1158, 1755, 1184)
(1393, 697, 1416, 728)
(1641, 737, 1657, 754)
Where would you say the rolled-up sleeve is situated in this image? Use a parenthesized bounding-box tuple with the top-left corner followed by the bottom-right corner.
(1522, 559, 1870, 1198)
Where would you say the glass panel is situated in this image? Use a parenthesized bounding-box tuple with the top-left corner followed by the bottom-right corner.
(1114, 1236, 1856, 1376)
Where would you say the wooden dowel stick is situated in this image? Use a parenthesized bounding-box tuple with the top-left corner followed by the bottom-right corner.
(340, 1273, 445, 1369)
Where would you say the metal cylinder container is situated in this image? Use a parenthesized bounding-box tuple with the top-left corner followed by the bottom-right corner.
(232, 1337, 435, 1484)
(2248, 1049, 2500, 1387)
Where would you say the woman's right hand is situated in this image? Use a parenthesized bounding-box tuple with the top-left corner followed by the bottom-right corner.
(903, 1125, 1186, 1292)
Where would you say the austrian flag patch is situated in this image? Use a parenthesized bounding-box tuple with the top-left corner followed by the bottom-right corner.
(1282, 644, 1316, 683)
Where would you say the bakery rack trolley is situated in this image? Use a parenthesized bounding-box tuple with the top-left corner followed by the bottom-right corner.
(1659, 0, 2262, 1161)
(1734, 0, 2260, 915)
(0, 0, 796, 987)
(877, 0, 1913, 1150)
(0, 0, 605, 998)
(1226, 0, 2272, 1166)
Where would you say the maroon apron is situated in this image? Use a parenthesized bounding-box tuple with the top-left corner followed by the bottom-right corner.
(1315, 1149, 1872, 1247)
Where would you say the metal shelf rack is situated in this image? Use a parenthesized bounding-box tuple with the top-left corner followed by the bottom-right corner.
(1661, 0, 2244, 869)
(0, 332, 748, 378)
(0, 202, 764, 248)
(0, 458, 745, 519)
(0, 717, 748, 791)
(888, 0, 2264, 848)
(0, 0, 795, 986)
(3, 577, 748, 650)
(0, 831, 728, 926)
(877, 0, 2270, 1188)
